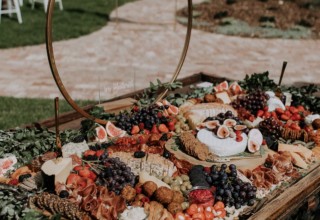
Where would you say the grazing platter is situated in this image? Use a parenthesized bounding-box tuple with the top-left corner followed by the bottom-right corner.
(1, 72, 320, 220)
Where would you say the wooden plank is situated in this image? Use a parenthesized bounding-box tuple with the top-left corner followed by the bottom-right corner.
(249, 162, 320, 220)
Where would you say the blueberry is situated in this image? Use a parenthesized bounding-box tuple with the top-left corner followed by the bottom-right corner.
(59, 190, 69, 198)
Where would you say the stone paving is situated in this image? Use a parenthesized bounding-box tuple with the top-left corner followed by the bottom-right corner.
(0, 0, 319, 101)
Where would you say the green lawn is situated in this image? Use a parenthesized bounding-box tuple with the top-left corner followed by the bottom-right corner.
(0, 0, 134, 48)
(0, 96, 95, 129)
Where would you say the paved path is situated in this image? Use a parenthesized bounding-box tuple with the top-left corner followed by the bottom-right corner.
(0, 0, 319, 101)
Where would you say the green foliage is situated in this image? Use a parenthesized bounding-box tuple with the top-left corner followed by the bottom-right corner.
(0, 0, 134, 48)
(0, 185, 46, 220)
(239, 71, 278, 92)
(283, 84, 320, 113)
(136, 79, 183, 107)
(0, 96, 94, 130)
(0, 127, 81, 166)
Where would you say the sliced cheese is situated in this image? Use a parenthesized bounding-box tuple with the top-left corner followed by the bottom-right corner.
(290, 152, 308, 169)
(278, 143, 313, 161)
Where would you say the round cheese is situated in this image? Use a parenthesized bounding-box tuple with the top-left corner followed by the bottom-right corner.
(197, 129, 248, 157)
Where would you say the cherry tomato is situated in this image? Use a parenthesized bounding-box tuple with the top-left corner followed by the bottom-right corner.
(215, 209, 226, 218)
(204, 211, 214, 220)
(197, 205, 204, 213)
(175, 212, 185, 220)
(204, 206, 214, 212)
(213, 201, 225, 211)
(186, 204, 198, 216)
(192, 212, 205, 220)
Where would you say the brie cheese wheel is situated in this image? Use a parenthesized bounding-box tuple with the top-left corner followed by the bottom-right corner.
(197, 129, 248, 157)
(62, 141, 89, 158)
(265, 91, 275, 98)
(267, 97, 285, 112)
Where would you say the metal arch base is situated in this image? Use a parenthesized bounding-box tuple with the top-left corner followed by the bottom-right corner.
(45, 0, 193, 125)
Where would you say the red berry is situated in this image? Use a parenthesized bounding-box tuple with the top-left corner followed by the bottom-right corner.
(84, 150, 96, 157)
(257, 110, 264, 117)
(151, 125, 159, 134)
(135, 186, 142, 194)
(236, 135, 243, 142)
(158, 124, 169, 133)
(8, 179, 19, 185)
(131, 125, 140, 135)
(138, 123, 145, 130)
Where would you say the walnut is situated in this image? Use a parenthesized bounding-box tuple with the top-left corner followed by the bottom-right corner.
(204, 94, 216, 103)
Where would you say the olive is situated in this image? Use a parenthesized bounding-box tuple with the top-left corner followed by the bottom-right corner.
(134, 151, 146, 158)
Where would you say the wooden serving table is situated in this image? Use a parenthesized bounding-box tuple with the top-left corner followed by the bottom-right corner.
(30, 73, 320, 220)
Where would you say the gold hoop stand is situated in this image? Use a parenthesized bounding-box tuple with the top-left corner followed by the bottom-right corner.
(46, 0, 193, 125)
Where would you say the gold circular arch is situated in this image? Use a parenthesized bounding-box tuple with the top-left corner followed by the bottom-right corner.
(46, 0, 193, 125)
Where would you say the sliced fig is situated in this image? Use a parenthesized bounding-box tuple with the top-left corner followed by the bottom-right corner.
(223, 119, 237, 127)
(206, 120, 220, 129)
(196, 122, 206, 131)
(248, 129, 263, 146)
(248, 139, 261, 153)
(95, 125, 108, 143)
(217, 125, 230, 139)
(234, 125, 247, 131)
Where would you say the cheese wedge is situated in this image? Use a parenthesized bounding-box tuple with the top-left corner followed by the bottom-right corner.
(290, 152, 308, 169)
(278, 143, 313, 161)
(41, 158, 72, 186)
(215, 91, 231, 104)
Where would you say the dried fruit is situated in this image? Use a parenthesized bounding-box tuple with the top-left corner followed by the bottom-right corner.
(223, 119, 237, 127)
(217, 125, 230, 138)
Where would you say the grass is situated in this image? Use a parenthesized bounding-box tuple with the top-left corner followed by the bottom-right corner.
(0, 0, 134, 48)
(0, 96, 95, 129)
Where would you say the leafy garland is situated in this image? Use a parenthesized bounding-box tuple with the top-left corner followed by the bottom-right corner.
(239, 71, 277, 92)
(0, 127, 81, 167)
(0, 185, 46, 220)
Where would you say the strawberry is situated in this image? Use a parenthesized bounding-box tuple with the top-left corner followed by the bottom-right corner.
(96, 149, 105, 158)
(8, 179, 19, 186)
(297, 105, 305, 112)
(263, 106, 269, 112)
(89, 171, 97, 181)
(84, 150, 96, 157)
(151, 125, 159, 134)
(281, 114, 290, 121)
(257, 110, 264, 117)
(79, 168, 91, 178)
(138, 123, 145, 130)
(271, 111, 278, 119)
(236, 135, 243, 142)
(131, 125, 140, 135)
(74, 165, 83, 172)
(289, 106, 299, 114)
(167, 121, 175, 127)
(142, 129, 150, 135)
(249, 115, 255, 122)
(168, 124, 175, 131)
(263, 112, 271, 119)
(158, 124, 169, 133)
(275, 108, 285, 114)
(291, 113, 301, 121)
(66, 173, 81, 185)
(284, 111, 292, 117)
(290, 123, 301, 131)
